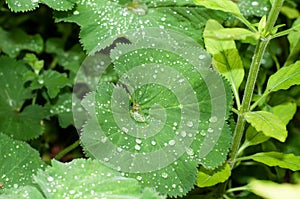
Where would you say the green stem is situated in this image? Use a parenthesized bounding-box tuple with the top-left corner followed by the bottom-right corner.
(226, 185, 249, 193)
(55, 140, 80, 160)
(229, 0, 285, 169)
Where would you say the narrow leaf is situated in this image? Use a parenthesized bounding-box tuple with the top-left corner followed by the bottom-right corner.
(265, 61, 300, 93)
(249, 180, 300, 199)
(244, 111, 287, 142)
(247, 152, 300, 171)
(285, 17, 300, 66)
(197, 163, 231, 188)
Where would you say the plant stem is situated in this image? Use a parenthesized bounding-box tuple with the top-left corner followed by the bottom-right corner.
(229, 0, 285, 169)
(55, 140, 80, 160)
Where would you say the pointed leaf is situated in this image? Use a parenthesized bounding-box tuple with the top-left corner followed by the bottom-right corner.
(197, 163, 231, 188)
(265, 61, 300, 93)
(247, 152, 300, 171)
(244, 111, 287, 142)
(286, 17, 300, 66)
(0, 133, 45, 191)
(33, 159, 164, 199)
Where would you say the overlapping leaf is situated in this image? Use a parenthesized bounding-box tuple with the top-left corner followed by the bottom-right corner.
(54, 0, 227, 53)
(33, 159, 164, 199)
(0, 133, 45, 191)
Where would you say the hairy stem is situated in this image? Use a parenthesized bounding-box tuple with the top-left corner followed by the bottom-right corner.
(55, 140, 80, 160)
(229, 0, 285, 169)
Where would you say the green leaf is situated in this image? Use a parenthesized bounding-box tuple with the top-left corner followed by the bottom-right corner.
(48, 93, 73, 128)
(244, 111, 287, 142)
(5, 0, 77, 12)
(45, 38, 85, 74)
(281, 6, 300, 19)
(204, 20, 244, 94)
(80, 35, 232, 197)
(245, 126, 269, 147)
(5, 0, 39, 12)
(0, 56, 31, 110)
(271, 102, 297, 125)
(0, 133, 45, 191)
(33, 70, 71, 99)
(247, 152, 300, 171)
(197, 163, 231, 188)
(0, 186, 44, 199)
(54, 1, 227, 53)
(204, 27, 259, 44)
(238, 0, 271, 18)
(40, 0, 77, 11)
(194, 0, 242, 17)
(0, 104, 47, 140)
(265, 61, 300, 93)
(33, 159, 164, 199)
(249, 180, 300, 199)
(285, 17, 300, 66)
(0, 27, 43, 58)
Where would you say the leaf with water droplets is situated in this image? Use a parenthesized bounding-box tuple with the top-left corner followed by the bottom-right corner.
(238, 0, 271, 18)
(33, 159, 164, 199)
(0, 56, 47, 140)
(0, 27, 43, 58)
(80, 34, 233, 196)
(6, 0, 77, 12)
(54, 0, 227, 53)
(0, 185, 44, 199)
(0, 133, 45, 191)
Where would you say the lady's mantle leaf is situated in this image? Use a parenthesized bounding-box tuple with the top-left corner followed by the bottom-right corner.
(265, 61, 300, 93)
(54, 0, 227, 53)
(0, 186, 44, 199)
(6, 0, 77, 12)
(0, 133, 45, 191)
(33, 159, 164, 199)
(246, 152, 300, 171)
(244, 111, 287, 142)
(0, 27, 43, 57)
(197, 163, 231, 188)
(249, 180, 300, 199)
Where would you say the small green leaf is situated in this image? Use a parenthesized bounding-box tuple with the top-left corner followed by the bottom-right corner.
(0, 27, 43, 58)
(204, 27, 259, 44)
(265, 61, 300, 93)
(0, 56, 31, 110)
(204, 20, 244, 94)
(244, 111, 287, 142)
(281, 6, 300, 19)
(33, 159, 164, 199)
(245, 126, 269, 147)
(194, 0, 242, 17)
(6, 0, 39, 12)
(23, 53, 44, 75)
(249, 180, 300, 199)
(197, 163, 231, 188)
(247, 152, 300, 171)
(0, 186, 44, 199)
(272, 102, 297, 125)
(48, 93, 73, 128)
(41, 70, 71, 99)
(0, 133, 45, 191)
(0, 105, 47, 140)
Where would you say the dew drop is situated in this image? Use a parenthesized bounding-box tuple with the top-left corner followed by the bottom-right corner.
(151, 140, 156, 146)
(187, 121, 193, 127)
(161, 172, 168, 178)
(135, 145, 141, 151)
(168, 140, 176, 146)
(209, 116, 218, 123)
